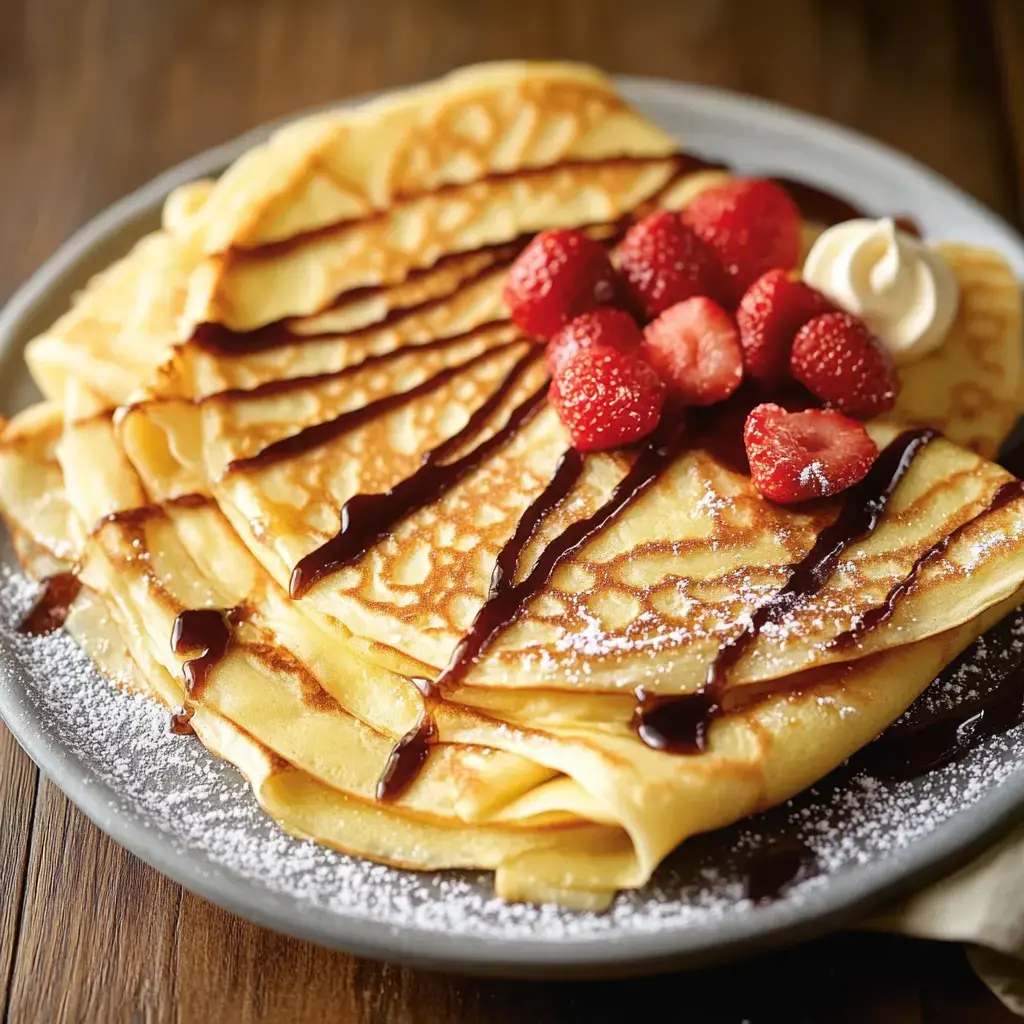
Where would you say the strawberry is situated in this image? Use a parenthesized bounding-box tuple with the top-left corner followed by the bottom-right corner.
(735, 270, 834, 383)
(790, 312, 898, 418)
(617, 210, 726, 320)
(546, 307, 642, 377)
(549, 348, 665, 452)
(743, 403, 878, 503)
(640, 297, 743, 406)
(504, 229, 619, 339)
(682, 179, 802, 304)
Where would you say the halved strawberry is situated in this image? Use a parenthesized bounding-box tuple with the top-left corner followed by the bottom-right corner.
(617, 210, 726, 321)
(640, 297, 743, 406)
(546, 307, 642, 377)
(504, 228, 619, 339)
(736, 269, 834, 383)
(743, 403, 878, 503)
(790, 312, 898, 419)
(549, 348, 665, 452)
(682, 179, 802, 304)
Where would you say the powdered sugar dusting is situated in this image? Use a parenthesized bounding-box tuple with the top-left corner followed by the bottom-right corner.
(2, 559, 1024, 945)
(799, 460, 830, 495)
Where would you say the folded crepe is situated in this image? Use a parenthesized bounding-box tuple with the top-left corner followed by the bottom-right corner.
(3, 61, 1024, 908)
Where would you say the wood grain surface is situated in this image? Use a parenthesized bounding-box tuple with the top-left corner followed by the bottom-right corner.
(1, 0, 1023, 1020)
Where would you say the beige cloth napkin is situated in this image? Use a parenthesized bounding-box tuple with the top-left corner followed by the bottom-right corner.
(868, 824, 1024, 1015)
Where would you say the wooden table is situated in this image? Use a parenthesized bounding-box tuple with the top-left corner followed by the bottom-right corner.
(1, 1, 1023, 1019)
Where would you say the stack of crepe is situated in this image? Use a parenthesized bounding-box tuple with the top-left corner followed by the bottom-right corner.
(2, 62, 1024, 909)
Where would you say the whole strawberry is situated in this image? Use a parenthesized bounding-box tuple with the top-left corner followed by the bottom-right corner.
(640, 297, 743, 406)
(744, 403, 878, 503)
(682, 179, 802, 304)
(617, 210, 726, 321)
(736, 269, 834, 383)
(549, 348, 665, 452)
(504, 228, 619, 339)
(546, 307, 642, 377)
(790, 312, 898, 418)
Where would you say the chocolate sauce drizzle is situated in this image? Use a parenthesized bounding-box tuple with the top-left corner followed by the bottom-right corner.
(229, 154, 694, 260)
(209, 321, 512, 405)
(371, 446, 587, 799)
(187, 151, 731, 363)
(17, 572, 82, 637)
(371, 413, 688, 798)
(181, 141, 935, 799)
(409, 675, 438, 699)
(376, 673, 441, 800)
(832, 479, 1024, 649)
(170, 608, 235, 695)
(633, 428, 938, 754)
(92, 492, 213, 534)
(438, 412, 691, 689)
(290, 351, 547, 597)
(192, 247, 524, 357)
(373, 448, 589, 798)
(437, 446, 586, 686)
(376, 713, 438, 801)
(225, 337, 526, 474)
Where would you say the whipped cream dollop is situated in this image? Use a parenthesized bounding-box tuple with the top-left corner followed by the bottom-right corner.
(803, 217, 958, 364)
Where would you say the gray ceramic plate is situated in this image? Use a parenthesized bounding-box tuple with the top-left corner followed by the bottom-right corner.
(2, 78, 1024, 980)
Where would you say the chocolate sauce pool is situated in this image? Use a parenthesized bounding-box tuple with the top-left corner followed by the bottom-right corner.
(858, 689, 1024, 781)
(847, 601, 1024, 781)
(745, 841, 816, 902)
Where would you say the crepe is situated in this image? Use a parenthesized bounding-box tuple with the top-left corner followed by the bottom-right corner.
(3, 61, 1024, 908)
(5, 404, 1022, 906)
(24, 179, 213, 408)
(882, 243, 1023, 458)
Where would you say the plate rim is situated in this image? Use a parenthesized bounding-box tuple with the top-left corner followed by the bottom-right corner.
(2, 75, 1024, 978)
